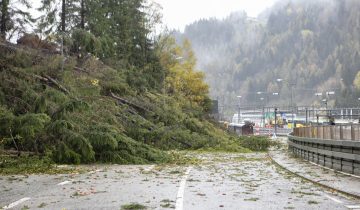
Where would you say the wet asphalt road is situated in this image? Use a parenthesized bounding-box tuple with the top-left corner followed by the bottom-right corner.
(1, 152, 360, 210)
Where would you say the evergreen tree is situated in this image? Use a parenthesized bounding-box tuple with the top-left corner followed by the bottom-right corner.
(38, 0, 86, 34)
(0, 0, 33, 40)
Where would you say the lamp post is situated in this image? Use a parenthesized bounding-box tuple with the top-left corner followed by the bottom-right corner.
(260, 97, 265, 126)
(237, 96, 242, 124)
(277, 78, 296, 128)
(257, 91, 279, 127)
(326, 91, 335, 117)
(274, 108, 278, 136)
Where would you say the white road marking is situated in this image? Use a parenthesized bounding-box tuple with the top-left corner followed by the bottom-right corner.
(325, 195, 343, 204)
(345, 205, 360, 209)
(175, 166, 192, 210)
(57, 180, 72, 186)
(2, 197, 31, 209)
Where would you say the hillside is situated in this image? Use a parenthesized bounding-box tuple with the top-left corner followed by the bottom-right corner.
(0, 40, 249, 166)
(176, 0, 360, 116)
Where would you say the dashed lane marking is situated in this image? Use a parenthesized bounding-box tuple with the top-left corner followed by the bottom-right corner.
(175, 166, 192, 210)
(2, 197, 31, 209)
(57, 180, 72, 186)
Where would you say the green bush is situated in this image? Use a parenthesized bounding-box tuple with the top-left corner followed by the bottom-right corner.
(238, 136, 274, 152)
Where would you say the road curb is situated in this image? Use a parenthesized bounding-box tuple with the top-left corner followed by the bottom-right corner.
(267, 152, 360, 200)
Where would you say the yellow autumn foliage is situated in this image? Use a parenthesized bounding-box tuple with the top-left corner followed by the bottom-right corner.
(157, 36, 209, 107)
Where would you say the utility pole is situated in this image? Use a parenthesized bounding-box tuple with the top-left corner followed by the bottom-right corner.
(274, 108, 278, 136)
(237, 96, 242, 124)
(291, 84, 295, 128)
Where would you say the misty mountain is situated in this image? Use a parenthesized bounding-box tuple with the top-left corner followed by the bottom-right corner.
(174, 0, 360, 116)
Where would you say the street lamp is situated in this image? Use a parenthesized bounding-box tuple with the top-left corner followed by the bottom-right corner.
(277, 78, 296, 127)
(274, 108, 278, 137)
(237, 96, 242, 124)
(325, 91, 335, 116)
(322, 99, 328, 109)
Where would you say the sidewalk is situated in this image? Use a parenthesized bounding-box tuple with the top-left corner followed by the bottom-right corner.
(269, 147, 360, 198)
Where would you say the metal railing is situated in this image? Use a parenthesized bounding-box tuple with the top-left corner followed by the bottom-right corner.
(293, 125, 360, 141)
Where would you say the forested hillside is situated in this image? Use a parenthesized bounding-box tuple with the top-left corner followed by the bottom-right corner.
(0, 0, 248, 166)
(176, 0, 360, 116)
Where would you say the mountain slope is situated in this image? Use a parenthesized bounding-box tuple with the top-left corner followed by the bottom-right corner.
(176, 0, 360, 116)
(0, 42, 247, 164)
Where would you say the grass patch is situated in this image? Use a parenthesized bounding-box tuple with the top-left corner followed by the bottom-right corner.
(160, 199, 175, 208)
(38, 202, 47, 208)
(165, 151, 202, 165)
(0, 156, 85, 175)
(307, 200, 319, 205)
(121, 203, 147, 210)
(244, 197, 259, 202)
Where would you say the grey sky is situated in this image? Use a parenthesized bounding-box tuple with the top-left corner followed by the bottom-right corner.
(154, 0, 278, 31)
(27, 0, 277, 32)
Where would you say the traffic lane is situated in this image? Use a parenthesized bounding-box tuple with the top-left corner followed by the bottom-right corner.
(1, 165, 185, 210)
(184, 153, 359, 210)
(0, 174, 65, 207)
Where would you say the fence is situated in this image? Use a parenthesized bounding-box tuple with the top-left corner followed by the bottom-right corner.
(289, 125, 360, 175)
(293, 125, 360, 141)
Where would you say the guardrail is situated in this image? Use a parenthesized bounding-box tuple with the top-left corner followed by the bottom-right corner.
(293, 125, 360, 141)
(289, 125, 360, 175)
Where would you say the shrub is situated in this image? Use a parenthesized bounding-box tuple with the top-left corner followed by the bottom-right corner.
(238, 136, 273, 152)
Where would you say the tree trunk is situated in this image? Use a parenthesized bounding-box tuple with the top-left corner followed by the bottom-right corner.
(80, 0, 85, 29)
(61, 0, 66, 32)
(1, 0, 9, 39)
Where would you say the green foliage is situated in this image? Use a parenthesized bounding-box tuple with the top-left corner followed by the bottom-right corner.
(121, 203, 147, 210)
(0, 0, 33, 40)
(0, 105, 15, 137)
(0, 4, 249, 168)
(0, 108, 50, 152)
(71, 29, 103, 57)
(86, 124, 119, 152)
(0, 156, 64, 175)
(53, 99, 89, 119)
(14, 113, 51, 147)
(238, 136, 274, 152)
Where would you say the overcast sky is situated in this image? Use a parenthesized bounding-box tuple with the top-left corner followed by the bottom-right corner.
(27, 0, 278, 32)
(154, 0, 278, 31)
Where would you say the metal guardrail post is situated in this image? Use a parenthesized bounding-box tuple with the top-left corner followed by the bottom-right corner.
(351, 125, 355, 140)
(330, 126, 334, 140)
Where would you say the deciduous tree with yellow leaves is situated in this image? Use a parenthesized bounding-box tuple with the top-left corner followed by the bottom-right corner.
(157, 35, 210, 112)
